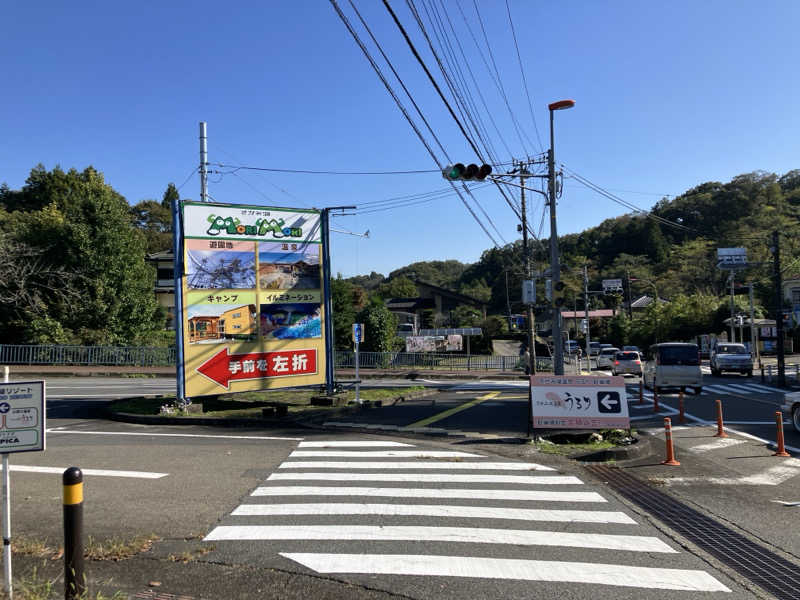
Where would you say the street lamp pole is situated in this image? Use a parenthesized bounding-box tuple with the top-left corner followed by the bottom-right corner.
(548, 99, 574, 376)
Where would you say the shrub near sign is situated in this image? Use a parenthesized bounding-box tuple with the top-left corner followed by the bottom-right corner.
(530, 375, 629, 429)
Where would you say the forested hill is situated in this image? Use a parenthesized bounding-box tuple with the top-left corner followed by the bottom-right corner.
(346, 169, 800, 316)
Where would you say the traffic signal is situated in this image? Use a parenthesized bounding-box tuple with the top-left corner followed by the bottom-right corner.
(442, 163, 493, 181)
(552, 281, 566, 307)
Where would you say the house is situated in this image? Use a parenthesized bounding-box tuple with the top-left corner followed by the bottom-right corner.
(385, 280, 487, 328)
(146, 250, 175, 329)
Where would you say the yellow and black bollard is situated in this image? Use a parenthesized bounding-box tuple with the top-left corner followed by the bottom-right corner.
(63, 467, 85, 600)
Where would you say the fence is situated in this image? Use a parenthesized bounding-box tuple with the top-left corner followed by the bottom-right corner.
(336, 351, 552, 372)
(0, 345, 176, 366)
(0, 345, 546, 372)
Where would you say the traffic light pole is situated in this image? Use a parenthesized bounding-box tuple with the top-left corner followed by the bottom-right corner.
(584, 265, 591, 373)
(517, 160, 537, 376)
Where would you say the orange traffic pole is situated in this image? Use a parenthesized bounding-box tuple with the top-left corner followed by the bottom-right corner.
(638, 379, 644, 404)
(662, 417, 680, 466)
(653, 385, 659, 413)
(773, 411, 790, 457)
(678, 389, 685, 424)
(714, 399, 727, 438)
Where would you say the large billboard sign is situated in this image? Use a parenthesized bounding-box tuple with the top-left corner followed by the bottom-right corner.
(180, 201, 326, 397)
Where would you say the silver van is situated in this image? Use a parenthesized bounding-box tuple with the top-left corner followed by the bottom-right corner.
(643, 342, 702, 394)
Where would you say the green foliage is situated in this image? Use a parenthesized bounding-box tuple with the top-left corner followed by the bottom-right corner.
(0, 165, 162, 345)
(374, 275, 418, 300)
(356, 302, 398, 353)
(388, 260, 467, 288)
(331, 276, 368, 350)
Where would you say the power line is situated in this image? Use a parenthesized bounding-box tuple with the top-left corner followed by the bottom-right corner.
(505, 0, 543, 152)
(210, 162, 439, 175)
(330, 0, 501, 247)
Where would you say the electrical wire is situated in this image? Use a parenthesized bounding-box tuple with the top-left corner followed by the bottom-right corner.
(176, 167, 197, 192)
(330, 0, 501, 247)
(210, 162, 439, 175)
(505, 0, 543, 152)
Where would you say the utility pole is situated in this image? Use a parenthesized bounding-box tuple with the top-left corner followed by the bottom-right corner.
(773, 230, 786, 387)
(584, 265, 591, 373)
(748, 283, 760, 370)
(626, 269, 633, 319)
(517, 160, 537, 376)
(199, 122, 209, 202)
(729, 272, 736, 342)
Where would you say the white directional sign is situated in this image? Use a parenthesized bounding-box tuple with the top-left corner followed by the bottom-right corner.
(602, 279, 623, 292)
(716, 247, 747, 269)
(0, 381, 46, 453)
(530, 375, 629, 429)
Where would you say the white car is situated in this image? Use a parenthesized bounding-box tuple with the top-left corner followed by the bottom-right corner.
(596, 347, 620, 370)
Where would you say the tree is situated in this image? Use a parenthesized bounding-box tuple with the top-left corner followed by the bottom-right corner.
(330, 276, 368, 350)
(356, 301, 398, 353)
(0, 165, 161, 344)
(375, 276, 418, 300)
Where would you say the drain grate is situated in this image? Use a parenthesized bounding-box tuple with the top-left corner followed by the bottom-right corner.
(587, 464, 800, 600)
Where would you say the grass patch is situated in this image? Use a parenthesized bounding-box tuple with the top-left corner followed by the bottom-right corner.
(535, 441, 616, 455)
(85, 534, 159, 561)
(2, 565, 126, 600)
(112, 386, 425, 418)
(168, 545, 215, 563)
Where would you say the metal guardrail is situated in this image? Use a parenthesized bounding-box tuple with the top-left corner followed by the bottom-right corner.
(0, 345, 550, 372)
(0, 345, 176, 366)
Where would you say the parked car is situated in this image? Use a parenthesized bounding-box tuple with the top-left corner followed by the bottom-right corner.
(710, 343, 753, 377)
(596, 347, 620, 370)
(643, 342, 702, 394)
(781, 391, 800, 434)
(612, 351, 642, 377)
(623, 345, 640, 354)
(589, 342, 602, 356)
(564, 340, 581, 355)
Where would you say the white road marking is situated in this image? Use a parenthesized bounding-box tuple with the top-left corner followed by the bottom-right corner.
(297, 441, 413, 448)
(745, 383, 785, 394)
(45, 430, 303, 441)
(771, 500, 800, 506)
(251, 486, 606, 503)
(688, 438, 745, 453)
(699, 423, 800, 455)
(278, 461, 555, 471)
(10, 465, 167, 479)
(723, 383, 761, 394)
(289, 450, 483, 458)
(667, 458, 800, 486)
(204, 525, 675, 553)
(231, 503, 636, 523)
(267, 473, 583, 485)
(280, 553, 730, 592)
(704, 384, 746, 395)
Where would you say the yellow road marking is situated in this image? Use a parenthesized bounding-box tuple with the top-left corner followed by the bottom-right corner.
(406, 392, 501, 428)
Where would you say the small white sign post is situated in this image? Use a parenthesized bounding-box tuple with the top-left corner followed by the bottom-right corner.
(352, 324, 364, 404)
(530, 375, 629, 429)
(0, 379, 46, 598)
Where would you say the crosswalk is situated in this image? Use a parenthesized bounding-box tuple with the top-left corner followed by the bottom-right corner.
(204, 439, 731, 594)
(626, 381, 783, 400)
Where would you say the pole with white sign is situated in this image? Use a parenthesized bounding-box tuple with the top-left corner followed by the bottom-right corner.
(0, 379, 47, 599)
(353, 324, 364, 404)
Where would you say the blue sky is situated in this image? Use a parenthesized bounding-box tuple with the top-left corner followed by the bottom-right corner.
(3, 1, 798, 279)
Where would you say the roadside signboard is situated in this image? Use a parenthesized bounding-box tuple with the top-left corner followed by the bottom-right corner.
(522, 280, 535, 305)
(717, 247, 747, 269)
(0, 381, 45, 453)
(602, 279, 623, 293)
(352, 323, 364, 344)
(530, 375, 629, 429)
(179, 201, 326, 397)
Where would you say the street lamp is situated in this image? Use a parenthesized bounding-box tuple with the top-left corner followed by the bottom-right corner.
(548, 99, 575, 376)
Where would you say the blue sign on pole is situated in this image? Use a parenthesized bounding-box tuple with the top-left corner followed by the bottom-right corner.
(352, 323, 364, 343)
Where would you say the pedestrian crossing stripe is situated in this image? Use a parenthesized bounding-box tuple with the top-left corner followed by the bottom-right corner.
(266, 473, 583, 485)
(230, 503, 637, 524)
(250, 486, 607, 503)
(297, 441, 414, 448)
(278, 461, 555, 471)
(280, 554, 730, 592)
(289, 450, 484, 458)
(205, 525, 677, 553)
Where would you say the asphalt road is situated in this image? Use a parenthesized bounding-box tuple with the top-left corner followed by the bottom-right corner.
(8, 419, 754, 599)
